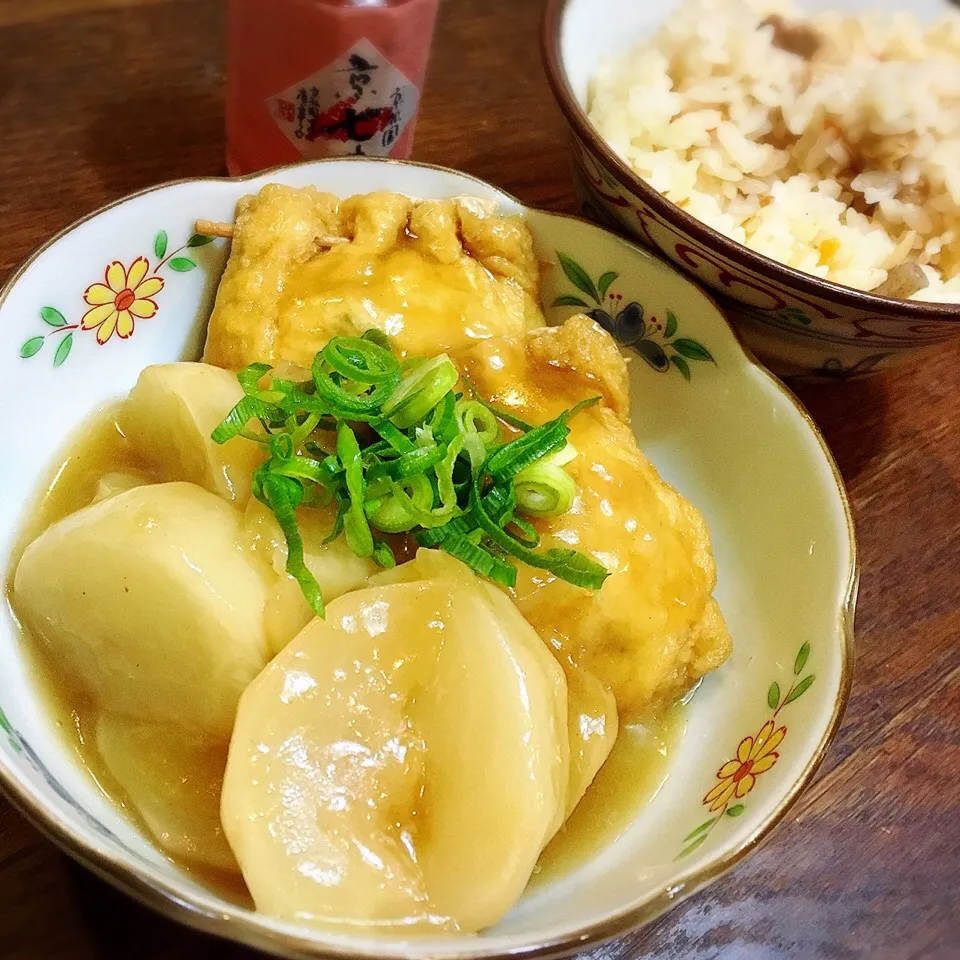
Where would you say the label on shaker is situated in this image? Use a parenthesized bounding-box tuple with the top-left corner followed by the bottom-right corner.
(266, 39, 419, 158)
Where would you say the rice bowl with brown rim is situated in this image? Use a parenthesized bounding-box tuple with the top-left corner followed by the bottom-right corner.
(586, 0, 960, 303)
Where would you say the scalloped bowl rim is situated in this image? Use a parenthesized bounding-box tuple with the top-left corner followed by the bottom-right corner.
(0, 157, 858, 960)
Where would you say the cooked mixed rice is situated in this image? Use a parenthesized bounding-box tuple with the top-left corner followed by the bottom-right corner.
(588, 0, 960, 302)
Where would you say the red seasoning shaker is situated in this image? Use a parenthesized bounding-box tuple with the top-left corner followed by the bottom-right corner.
(226, 0, 440, 176)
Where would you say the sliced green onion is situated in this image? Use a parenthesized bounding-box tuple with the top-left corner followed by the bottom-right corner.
(383, 354, 459, 429)
(413, 423, 435, 449)
(259, 474, 324, 618)
(270, 377, 300, 398)
(486, 418, 570, 483)
(370, 418, 417, 453)
(544, 442, 577, 467)
(455, 399, 500, 446)
(507, 514, 540, 547)
(270, 432, 295, 462)
(429, 392, 459, 445)
(367, 443, 446, 483)
(372, 539, 396, 568)
(316, 454, 343, 489)
(323, 496, 348, 545)
(362, 328, 391, 349)
(470, 467, 609, 590)
(364, 475, 391, 502)
(440, 534, 517, 588)
(481, 483, 517, 526)
(268, 455, 328, 485)
(539, 548, 612, 589)
(396, 481, 460, 528)
(361, 440, 392, 459)
(514, 461, 576, 517)
(462, 432, 488, 472)
(435, 435, 464, 512)
(299, 483, 334, 509)
(312, 353, 397, 421)
(237, 362, 274, 395)
(414, 511, 478, 547)
(461, 373, 534, 432)
(337, 422, 373, 557)
(211, 394, 275, 444)
(276, 386, 330, 418)
(399, 356, 427, 374)
(367, 474, 435, 533)
(413, 486, 508, 548)
(321, 336, 399, 385)
(290, 412, 321, 446)
(563, 396, 602, 421)
(214, 333, 608, 615)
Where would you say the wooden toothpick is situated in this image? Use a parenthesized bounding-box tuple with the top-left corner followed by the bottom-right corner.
(193, 219, 350, 248)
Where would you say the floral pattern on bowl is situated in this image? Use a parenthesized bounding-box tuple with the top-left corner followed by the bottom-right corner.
(19, 230, 218, 368)
(552, 251, 714, 378)
(680, 641, 816, 858)
(0, 158, 856, 960)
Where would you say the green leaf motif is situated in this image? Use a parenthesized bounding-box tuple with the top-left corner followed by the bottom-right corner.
(678, 833, 710, 858)
(635, 338, 669, 372)
(673, 338, 714, 363)
(556, 252, 599, 303)
(726, 804, 745, 817)
(670, 355, 691, 381)
(40, 306, 67, 328)
(20, 336, 44, 358)
(767, 681, 781, 709)
(0, 708, 20, 754)
(795, 642, 811, 676)
(188, 233, 215, 247)
(53, 333, 73, 368)
(664, 310, 678, 339)
(784, 674, 815, 705)
(552, 294, 590, 308)
(169, 257, 197, 272)
(683, 818, 716, 843)
(597, 271, 618, 300)
(154, 230, 168, 260)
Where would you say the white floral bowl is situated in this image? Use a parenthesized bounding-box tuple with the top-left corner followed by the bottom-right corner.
(0, 158, 856, 959)
(542, 0, 960, 381)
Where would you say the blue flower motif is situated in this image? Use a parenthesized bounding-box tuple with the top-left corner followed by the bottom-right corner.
(587, 302, 669, 371)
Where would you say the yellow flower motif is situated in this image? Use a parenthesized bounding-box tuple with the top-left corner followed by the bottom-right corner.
(81, 257, 164, 344)
(703, 720, 786, 813)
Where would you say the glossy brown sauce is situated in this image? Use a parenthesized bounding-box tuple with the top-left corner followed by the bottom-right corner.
(7, 407, 684, 907)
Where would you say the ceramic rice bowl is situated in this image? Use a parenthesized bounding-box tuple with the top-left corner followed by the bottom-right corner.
(542, 0, 960, 381)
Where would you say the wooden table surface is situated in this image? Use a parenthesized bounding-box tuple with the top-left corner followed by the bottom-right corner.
(1, 0, 958, 957)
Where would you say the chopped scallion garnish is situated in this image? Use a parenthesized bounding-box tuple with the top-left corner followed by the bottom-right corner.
(513, 461, 577, 516)
(211, 332, 608, 615)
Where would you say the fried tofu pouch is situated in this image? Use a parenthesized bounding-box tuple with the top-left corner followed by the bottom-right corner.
(204, 186, 545, 369)
(460, 316, 732, 723)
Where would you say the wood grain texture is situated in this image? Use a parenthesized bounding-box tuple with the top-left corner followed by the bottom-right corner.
(0, 0, 957, 957)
